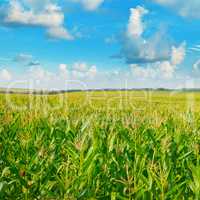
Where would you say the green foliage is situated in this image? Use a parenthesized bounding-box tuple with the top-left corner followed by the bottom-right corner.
(0, 91, 200, 199)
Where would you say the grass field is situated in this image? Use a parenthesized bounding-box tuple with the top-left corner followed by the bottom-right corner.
(0, 91, 200, 199)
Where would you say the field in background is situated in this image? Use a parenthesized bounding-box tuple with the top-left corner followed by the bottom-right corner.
(0, 91, 200, 199)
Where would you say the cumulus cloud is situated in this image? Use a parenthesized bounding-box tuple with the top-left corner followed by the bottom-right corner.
(158, 61, 175, 79)
(121, 30, 171, 64)
(0, 69, 12, 81)
(2, 0, 73, 40)
(118, 6, 171, 64)
(161, 43, 186, 79)
(28, 66, 54, 81)
(130, 64, 157, 79)
(130, 43, 186, 79)
(171, 42, 186, 65)
(130, 61, 175, 79)
(72, 62, 98, 79)
(21, 64, 69, 89)
(26, 62, 97, 84)
(87, 65, 97, 78)
(127, 6, 148, 38)
(152, 0, 200, 18)
(71, 0, 104, 11)
(59, 64, 68, 78)
(47, 26, 72, 40)
(73, 62, 88, 72)
(59, 64, 67, 71)
(116, 5, 186, 80)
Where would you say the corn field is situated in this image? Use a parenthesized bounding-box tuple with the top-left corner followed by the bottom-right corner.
(0, 91, 200, 199)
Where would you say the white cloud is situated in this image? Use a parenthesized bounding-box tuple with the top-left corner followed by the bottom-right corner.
(130, 42, 186, 79)
(130, 62, 175, 79)
(5, 1, 61, 27)
(72, 62, 98, 79)
(152, 0, 200, 18)
(59, 64, 68, 77)
(0, 69, 12, 81)
(26, 62, 97, 85)
(3, 0, 73, 40)
(158, 61, 175, 79)
(59, 64, 67, 71)
(71, 70, 85, 79)
(117, 5, 186, 80)
(0, 63, 191, 90)
(160, 42, 186, 78)
(71, 0, 104, 11)
(29, 66, 54, 81)
(47, 26, 73, 40)
(73, 62, 88, 72)
(171, 42, 186, 65)
(119, 6, 171, 64)
(87, 65, 97, 78)
(130, 64, 157, 79)
(127, 6, 148, 38)
(82, 0, 104, 11)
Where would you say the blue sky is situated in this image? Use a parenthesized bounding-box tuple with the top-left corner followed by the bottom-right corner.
(0, 0, 200, 89)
